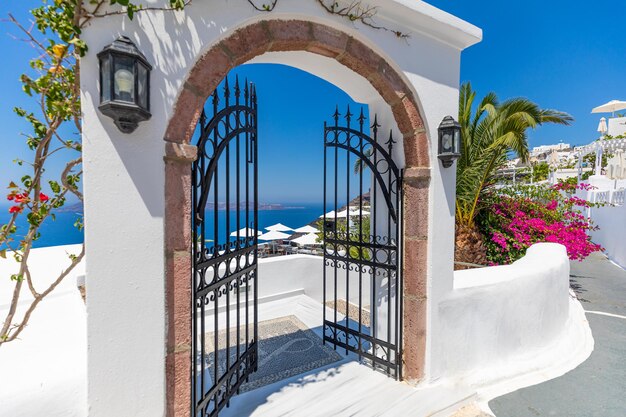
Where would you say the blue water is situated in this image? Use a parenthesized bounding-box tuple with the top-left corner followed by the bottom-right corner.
(0, 204, 325, 249)
(0, 211, 84, 250)
(202, 204, 324, 243)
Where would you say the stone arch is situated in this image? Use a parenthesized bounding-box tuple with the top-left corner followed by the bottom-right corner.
(163, 19, 430, 417)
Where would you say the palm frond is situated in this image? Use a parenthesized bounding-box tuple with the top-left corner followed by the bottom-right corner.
(455, 84, 573, 227)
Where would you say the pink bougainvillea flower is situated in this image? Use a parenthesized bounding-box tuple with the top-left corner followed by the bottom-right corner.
(482, 188, 601, 265)
(6, 193, 14, 201)
(9, 205, 22, 214)
(39, 192, 49, 202)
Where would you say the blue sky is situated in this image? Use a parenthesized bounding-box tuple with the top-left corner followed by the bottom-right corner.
(1, 0, 624, 204)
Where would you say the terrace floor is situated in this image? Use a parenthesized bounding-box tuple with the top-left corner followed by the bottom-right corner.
(212, 294, 477, 417)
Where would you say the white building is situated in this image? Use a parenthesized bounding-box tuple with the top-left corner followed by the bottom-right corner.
(530, 142, 571, 157)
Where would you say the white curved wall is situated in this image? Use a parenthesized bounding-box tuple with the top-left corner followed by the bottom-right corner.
(432, 243, 571, 384)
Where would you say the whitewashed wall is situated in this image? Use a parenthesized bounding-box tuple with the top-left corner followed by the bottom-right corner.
(432, 243, 571, 384)
(608, 116, 626, 137)
(80, 1, 480, 415)
(577, 178, 626, 268)
(589, 203, 626, 268)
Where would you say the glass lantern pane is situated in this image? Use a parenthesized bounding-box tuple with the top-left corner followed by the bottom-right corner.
(454, 129, 461, 153)
(100, 55, 111, 102)
(442, 131, 453, 153)
(113, 56, 135, 103)
(137, 63, 148, 110)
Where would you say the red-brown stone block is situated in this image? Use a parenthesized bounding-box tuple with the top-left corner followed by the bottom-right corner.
(403, 238, 427, 298)
(267, 20, 313, 51)
(403, 130, 430, 168)
(164, 87, 204, 144)
(221, 22, 271, 66)
(307, 24, 349, 58)
(404, 179, 429, 239)
(186, 47, 232, 98)
(165, 161, 193, 252)
(166, 250, 192, 349)
(338, 37, 381, 78)
(366, 72, 403, 107)
(378, 60, 411, 100)
(392, 95, 425, 137)
(402, 296, 427, 382)
(166, 350, 192, 417)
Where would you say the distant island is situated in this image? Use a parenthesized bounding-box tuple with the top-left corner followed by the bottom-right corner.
(206, 202, 306, 211)
(52, 202, 306, 213)
(56, 202, 84, 213)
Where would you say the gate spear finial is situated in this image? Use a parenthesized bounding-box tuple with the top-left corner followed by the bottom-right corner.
(358, 108, 366, 133)
(234, 75, 241, 102)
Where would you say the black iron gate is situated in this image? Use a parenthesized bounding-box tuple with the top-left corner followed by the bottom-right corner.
(322, 107, 403, 379)
(192, 77, 258, 417)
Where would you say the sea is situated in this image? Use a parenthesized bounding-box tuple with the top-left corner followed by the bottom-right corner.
(0, 203, 325, 250)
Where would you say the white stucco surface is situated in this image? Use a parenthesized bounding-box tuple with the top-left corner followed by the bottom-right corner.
(433, 243, 593, 394)
(0, 245, 86, 417)
(577, 178, 626, 268)
(80, 2, 481, 414)
(589, 203, 626, 268)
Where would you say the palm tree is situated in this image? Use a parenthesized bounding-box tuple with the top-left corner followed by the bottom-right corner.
(353, 148, 373, 174)
(455, 82, 573, 266)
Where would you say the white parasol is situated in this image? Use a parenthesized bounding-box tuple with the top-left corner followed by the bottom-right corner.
(592, 100, 626, 117)
(294, 225, 319, 233)
(597, 117, 608, 136)
(264, 223, 294, 232)
(258, 230, 291, 241)
(229, 227, 261, 237)
(291, 232, 321, 246)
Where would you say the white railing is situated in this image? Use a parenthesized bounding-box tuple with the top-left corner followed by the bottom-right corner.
(612, 188, 625, 205)
(594, 190, 610, 204)
(584, 188, 625, 206)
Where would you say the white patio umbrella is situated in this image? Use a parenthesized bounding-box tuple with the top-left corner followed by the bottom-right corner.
(294, 225, 319, 233)
(592, 100, 626, 117)
(597, 117, 608, 136)
(264, 223, 294, 232)
(320, 209, 370, 218)
(341, 208, 370, 217)
(258, 230, 291, 241)
(291, 232, 321, 246)
(229, 227, 261, 237)
(320, 210, 342, 218)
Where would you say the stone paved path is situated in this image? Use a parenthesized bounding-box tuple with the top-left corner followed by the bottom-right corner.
(488, 252, 626, 417)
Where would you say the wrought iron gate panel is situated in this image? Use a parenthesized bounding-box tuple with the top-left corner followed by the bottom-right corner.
(192, 77, 258, 417)
(323, 107, 403, 379)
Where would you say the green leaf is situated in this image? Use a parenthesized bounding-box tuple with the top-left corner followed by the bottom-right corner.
(49, 180, 61, 194)
(10, 274, 23, 282)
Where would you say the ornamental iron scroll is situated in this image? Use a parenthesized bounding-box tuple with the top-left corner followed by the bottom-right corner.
(191, 77, 259, 417)
(322, 106, 404, 379)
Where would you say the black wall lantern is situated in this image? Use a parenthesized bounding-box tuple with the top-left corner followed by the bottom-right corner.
(438, 116, 461, 168)
(98, 36, 151, 133)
